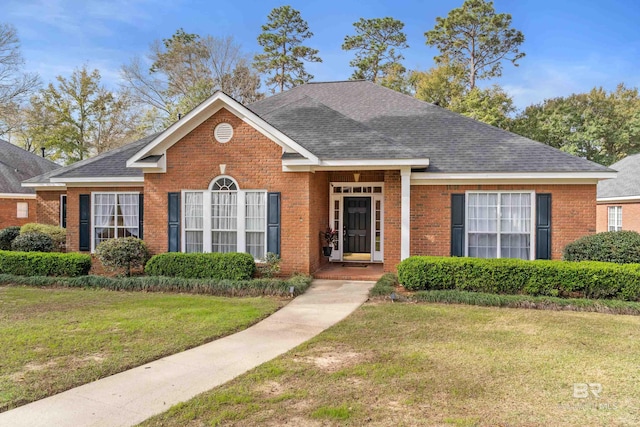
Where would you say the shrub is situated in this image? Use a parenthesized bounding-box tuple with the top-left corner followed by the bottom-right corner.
(145, 252, 256, 280)
(0, 226, 21, 250)
(95, 237, 150, 277)
(20, 223, 66, 251)
(0, 273, 312, 297)
(563, 231, 640, 264)
(397, 256, 640, 301)
(11, 232, 54, 253)
(0, 251, 91, 276)
(257, 252, 281, 278)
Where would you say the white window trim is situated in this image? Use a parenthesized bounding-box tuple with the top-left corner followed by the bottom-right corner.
(16, 202, 29, 219)
(90, 191, 140, 252)
(464, 191, 536, 260)
(608, 206, 622, 231)
(181, 177, 268, 260)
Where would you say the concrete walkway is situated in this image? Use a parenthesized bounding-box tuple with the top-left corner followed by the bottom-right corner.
(0, 279, 373, 427)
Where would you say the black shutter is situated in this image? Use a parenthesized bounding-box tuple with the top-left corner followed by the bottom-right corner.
(61, 195, 67, 228)
(267, 192, 281, 256)
(536, 193, 552, 260)
(168, 192, 180, 252)
(451, 194, 465, 257)
(79, 194, 90, 251)
(138, 194, 144, 240)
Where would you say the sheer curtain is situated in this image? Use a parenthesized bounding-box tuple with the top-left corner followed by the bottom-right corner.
(468, 193, 498, 258)
(118, 194, 139, 238)
(212, 191, 237, 252)
(94, 194, 115, 247)
(500, 193, 531, 260)
(245, 192, 265, 259)
(184, 192, 203, 252)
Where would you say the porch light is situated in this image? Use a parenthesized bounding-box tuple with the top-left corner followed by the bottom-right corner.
(353, 173, 360, 182)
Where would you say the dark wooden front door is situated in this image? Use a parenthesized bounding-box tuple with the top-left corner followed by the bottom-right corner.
(343, 197, 371, 254)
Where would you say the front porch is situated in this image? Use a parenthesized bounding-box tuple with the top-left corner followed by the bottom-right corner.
(313, 262, 385, 281)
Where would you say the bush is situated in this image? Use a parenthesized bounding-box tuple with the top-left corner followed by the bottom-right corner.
(397, 256, 640, 301)
(145, 252, 256, 280)
(0, 273, 312, 297)
(0, 226, 21, 250)
(257, 252, 281, 278)
(0, 251, 91, 276)
(563, 231, 640, 264)
(95, 237, 150, 277)
(11, 232, 55, 252)
(20, 223, 66, 251)
(370, 273, 399, 297)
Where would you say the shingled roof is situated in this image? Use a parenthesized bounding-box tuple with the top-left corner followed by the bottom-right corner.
(26, 81, 613, 184)
(249, 80, 611, 173)
(597, 153, 640, 199)
(0, 139, 60, 193)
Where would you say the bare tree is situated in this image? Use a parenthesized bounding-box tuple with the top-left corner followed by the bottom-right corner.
(0, 23, 40, 135)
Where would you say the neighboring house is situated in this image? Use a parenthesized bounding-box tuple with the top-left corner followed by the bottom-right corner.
(0, 139, 60, 228)
(23, 81, 615, 274)
(597, 153, 640, 233)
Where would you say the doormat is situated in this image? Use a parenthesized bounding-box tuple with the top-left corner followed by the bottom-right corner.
(342, 263, 368, 268)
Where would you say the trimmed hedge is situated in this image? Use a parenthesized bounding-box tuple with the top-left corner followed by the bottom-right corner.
(96, 237, 150, 276)
(145, 252, 256, 280)
(20, 223, 66, 251)
(0, 273, 312, 297)
(397, 256, 640, 301)
(563, 231, 640, 264)
(11, 232, 55, 253)
(0, 226, 21, 250)
(0, 251, 91, 277)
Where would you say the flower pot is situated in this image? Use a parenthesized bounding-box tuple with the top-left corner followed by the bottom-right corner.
(322, 246, 333, 257)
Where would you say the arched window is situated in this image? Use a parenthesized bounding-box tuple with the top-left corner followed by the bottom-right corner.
(182, 176, 266, 259)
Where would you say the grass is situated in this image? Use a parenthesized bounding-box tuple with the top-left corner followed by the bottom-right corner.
(140, 303, 640, 426)
(0, 286, 282, 412)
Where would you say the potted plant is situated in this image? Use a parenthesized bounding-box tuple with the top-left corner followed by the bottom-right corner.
(322, 227, 339, 257)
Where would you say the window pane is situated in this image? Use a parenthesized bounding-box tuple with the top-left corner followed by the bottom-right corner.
(501, 234, 531, 260)
(212, 192, 237, 230)
(185, 192, 204, 229)
(468, 193, 497, 232)
(185, 231, 204, 253)
(212, 231, 237, 253)
(246, 231, 265, 259)
(501, 193, 531, 233)
(468, 233, 497, 258)
(245, 192, 265, 231)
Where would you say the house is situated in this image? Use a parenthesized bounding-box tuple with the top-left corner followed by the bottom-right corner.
(596, 153, 640, 232)
(23, 81, 615, 274)
(0, 139, 60, 228)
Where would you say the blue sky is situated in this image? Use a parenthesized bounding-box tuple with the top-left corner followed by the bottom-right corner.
(4, 0, 640, 110)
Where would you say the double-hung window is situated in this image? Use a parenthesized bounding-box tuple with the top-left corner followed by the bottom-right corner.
(92, 193, 139, 250)
(467, 192, 534, 260)
(182, 177, 267, 259)
(608, 206, 622, 231)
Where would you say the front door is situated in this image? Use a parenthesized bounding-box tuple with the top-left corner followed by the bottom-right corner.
(343, 197, 371, 260)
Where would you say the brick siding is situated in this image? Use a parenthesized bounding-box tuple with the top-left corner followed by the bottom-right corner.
(0, 197, 37, 228)
(597, 202, 640, 233)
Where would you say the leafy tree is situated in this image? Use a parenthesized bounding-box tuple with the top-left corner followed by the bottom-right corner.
(254, 6, 322, 93)
(378, 63, 412, 94)
(510, 84, 640, 165)
(425, 0, 525, 90)
(342, 17, 408, 83)
(411, 61, 514, 128)
(122, 30, 262, 126)
(0, 23, 40, 136)
(32, 66, 142, 164)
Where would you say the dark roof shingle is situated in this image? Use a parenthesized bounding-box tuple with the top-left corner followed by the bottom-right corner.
(0, 139, 60, 193)
(597, 153, 640, 198)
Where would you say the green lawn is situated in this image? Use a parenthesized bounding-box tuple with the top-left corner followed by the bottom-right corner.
(0, 286, 282, 412)
(142, 302, 640, 427)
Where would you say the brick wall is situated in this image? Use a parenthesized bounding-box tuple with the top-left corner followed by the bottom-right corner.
(65, 186, 144, 252)
(143, 108, 321, 275)
(36, 191, 65, 225)
(411, 184, 596, 260)
(0, 197, 37, 228)
(597, 202, 640, 233)
(383, 170, 401, 271)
